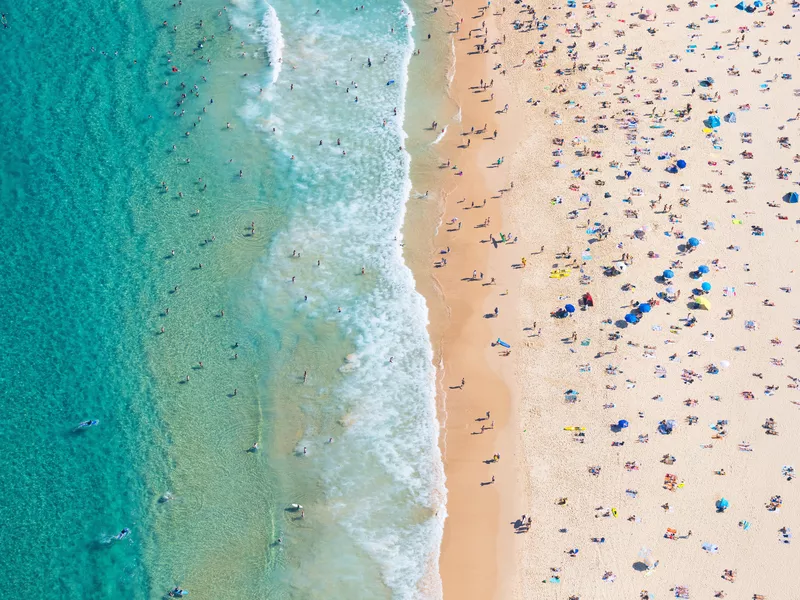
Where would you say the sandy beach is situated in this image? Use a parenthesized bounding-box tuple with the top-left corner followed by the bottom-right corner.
(420, 0, 800, 597)
(412, 0, 528, 597)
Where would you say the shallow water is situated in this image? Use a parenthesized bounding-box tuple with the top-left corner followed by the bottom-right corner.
(0, 0, 453, 597)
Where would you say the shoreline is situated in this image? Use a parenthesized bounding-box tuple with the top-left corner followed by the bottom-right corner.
(405, 1, 527, 597)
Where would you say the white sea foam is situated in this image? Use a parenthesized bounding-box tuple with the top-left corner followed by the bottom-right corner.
(257, 4, 284, 85)
(238, 1, 445, 598)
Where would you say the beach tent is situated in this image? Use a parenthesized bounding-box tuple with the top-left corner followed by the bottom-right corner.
(786, 192, 799, 204)
(688, 237, 701, 247)
(698, 265, 710, 274)
(583, 293, 594, 307)
(754, 0, 763, 5)
(701, 282, 712, 292)
(663, 269, 675, 279)
(724, 111, 736, 123)
(716, 498, 730, 512)
(658, 419, 677, 435)
(640, 303, 652, 313)
(705, 115, 721, 128)
(735, 1, 745, 8)
(697, 296, 711, 310)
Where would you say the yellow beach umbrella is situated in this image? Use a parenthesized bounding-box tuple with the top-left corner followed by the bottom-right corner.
(697, 296, 711, 310)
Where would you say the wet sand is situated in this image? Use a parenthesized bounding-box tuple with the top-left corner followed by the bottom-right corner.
(407, 0, 529, 597)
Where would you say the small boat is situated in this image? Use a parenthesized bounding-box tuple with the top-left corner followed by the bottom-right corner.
(168, 588, 189, 597)
(288, 504, 303, 511)
(76, 419, 99, 429)
(114, 528, 131, 541)
(158, 492, 175, 503)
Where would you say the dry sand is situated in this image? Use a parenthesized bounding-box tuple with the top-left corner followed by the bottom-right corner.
(418, 0, 800, 598)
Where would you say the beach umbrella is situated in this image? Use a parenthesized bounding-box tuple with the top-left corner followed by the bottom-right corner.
(701, 282, 712, 292)
(698, 265, 710, 274)
(697, 296, 711, 310)
(663, 269, 675, 279)
(640, 303, 652, 313)
(716, 498, 730, 511)
(565, 304, 576, 313)
(677, 159, 687, 169)
(720, 360, 730, 369)
(688, 237, 700, 247)
(624, 313, 638, 324)
(617, 419, 629, 429)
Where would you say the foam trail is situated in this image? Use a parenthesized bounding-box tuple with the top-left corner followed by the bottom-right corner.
(236, 0, 445, 597)
(258, 3, 284, 84)
(432, 125, 447, 145)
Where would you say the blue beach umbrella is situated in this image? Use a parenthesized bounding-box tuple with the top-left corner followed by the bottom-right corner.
(716, 498, 730, 511)
(677, 159, 687, 169)
(663, 269, 675, 279)
(625, 313, 638, 324)
(698, 265, 710, 274)
(565, 304, 576, 313)
(639, 303, 652, 313)
(688, 237, 700, 247)
(701, 282, 712, 292)
(617, 419, 629, 429)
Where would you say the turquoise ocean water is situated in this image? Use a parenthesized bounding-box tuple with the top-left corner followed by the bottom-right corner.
(0, 1, 451, 598)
